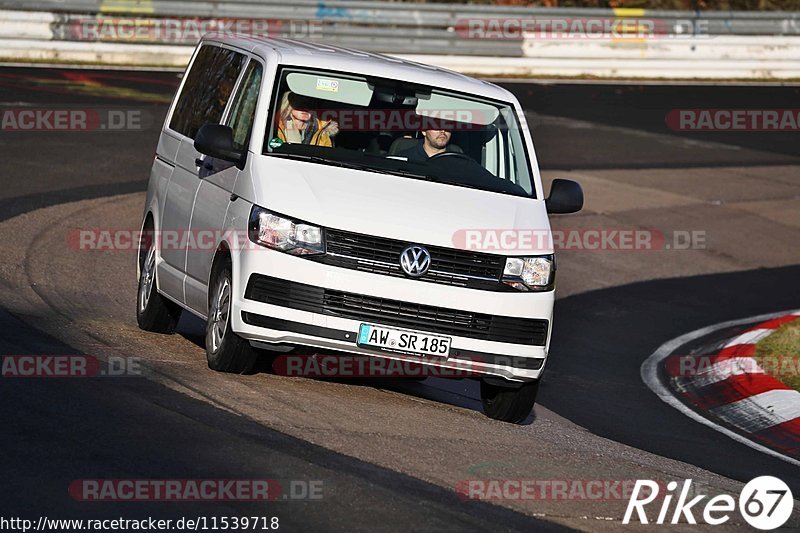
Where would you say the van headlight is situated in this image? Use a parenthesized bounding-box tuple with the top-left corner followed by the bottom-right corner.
(502, 255, 554, 291)
(248, 206, 325, 256)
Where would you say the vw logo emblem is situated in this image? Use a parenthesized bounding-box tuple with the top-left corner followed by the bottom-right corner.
(399, 245, 431, 277)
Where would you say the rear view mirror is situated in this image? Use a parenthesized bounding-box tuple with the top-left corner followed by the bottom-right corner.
(194, 124, 245, 169)
(546, 178, 584, 214)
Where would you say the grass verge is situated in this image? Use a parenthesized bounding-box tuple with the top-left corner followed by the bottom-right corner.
(754, 320, 800, 391)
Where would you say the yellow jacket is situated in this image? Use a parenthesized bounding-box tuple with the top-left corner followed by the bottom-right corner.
(276, 119, 337, 147)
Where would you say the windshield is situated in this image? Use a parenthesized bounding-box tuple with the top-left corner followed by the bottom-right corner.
(264, 67, 536, 199)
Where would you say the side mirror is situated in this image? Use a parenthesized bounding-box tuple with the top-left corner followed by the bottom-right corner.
(194, 124, 245, 169)
(546, 178, 584, 214)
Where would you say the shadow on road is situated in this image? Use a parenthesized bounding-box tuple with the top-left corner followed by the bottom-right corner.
(542, 264, 800, 491)
(0, 309, 558, 529)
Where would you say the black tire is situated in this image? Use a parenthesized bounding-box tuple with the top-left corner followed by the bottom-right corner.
(480, 378, 539, 424)
(136, 225, 181, 333)
(206, 261, 258, 374)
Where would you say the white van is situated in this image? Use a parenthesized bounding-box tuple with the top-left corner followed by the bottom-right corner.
(137, 36, 583, 423)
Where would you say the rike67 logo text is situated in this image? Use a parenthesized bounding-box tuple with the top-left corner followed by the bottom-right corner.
(624, 476, 793, 530)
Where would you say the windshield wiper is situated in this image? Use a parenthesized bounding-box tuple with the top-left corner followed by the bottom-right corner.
(367, 164, 486, 191)
(434, 178, 484, 191)
(368, 166, 436, 181)
(269, 152, 367, 171)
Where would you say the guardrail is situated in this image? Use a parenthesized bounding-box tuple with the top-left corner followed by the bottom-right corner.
(3, 0, 800, 39)
(0, 2, 799, 79)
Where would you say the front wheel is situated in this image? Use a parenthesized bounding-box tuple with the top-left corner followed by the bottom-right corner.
(206, 263, 258, 374)
(480, 378, 539, 424)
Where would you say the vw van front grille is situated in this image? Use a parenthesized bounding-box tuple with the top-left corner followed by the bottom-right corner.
(311, 228, 511, 291)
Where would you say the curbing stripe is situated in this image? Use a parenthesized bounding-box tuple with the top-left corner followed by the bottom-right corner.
(682, 315, 799, 437)
(692, 357, 765, 388)
(641, 310, 800, 466)
(677, 373, 789, 411)
(716, 343, 757, 358)
(752, 417, 800, 455)
(744, 314, 799, 331)
(722, 328, 772, 348)
(709, 389, 800, 433)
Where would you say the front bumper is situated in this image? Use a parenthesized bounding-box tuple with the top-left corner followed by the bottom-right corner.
(230, 247, 554, 381)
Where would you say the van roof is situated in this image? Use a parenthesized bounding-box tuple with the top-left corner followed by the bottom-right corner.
(202, 35, 517, 103)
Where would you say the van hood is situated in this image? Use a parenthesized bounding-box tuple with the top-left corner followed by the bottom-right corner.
(244, 156, 553, 255)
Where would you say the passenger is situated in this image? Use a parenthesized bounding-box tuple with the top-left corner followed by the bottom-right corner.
(397, 129, 453, 162)
(275, 92, 339, 147)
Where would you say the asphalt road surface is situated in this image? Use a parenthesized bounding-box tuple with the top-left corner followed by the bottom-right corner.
(1, 66, 799, 530)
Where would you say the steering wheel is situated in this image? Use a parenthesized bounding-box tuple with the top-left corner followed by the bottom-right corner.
(428, 151, 473, 162)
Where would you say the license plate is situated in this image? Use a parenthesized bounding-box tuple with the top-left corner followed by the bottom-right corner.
(357, 324, 451, 357)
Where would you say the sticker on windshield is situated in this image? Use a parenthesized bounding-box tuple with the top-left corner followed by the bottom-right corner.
(268, 137, 284, 149)
(316, 78, 339, 93)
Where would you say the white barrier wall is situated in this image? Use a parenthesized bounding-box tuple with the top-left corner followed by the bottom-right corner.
(1, 9, 799, 79)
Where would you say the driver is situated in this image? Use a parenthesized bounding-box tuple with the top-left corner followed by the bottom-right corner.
(275, 91, 339, 147)
(397, 129, 453, 162)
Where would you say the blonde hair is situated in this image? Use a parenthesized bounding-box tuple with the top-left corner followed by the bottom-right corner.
(276, 91, 293, 128)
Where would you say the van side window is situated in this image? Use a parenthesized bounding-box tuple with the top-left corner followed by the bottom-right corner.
(227, 61, 263, 151)
(170, 45, 245, 140)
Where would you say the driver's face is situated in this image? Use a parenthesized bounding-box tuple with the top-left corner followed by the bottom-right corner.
(290, 108, 311, 123)
(423, 129, 451, 150)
